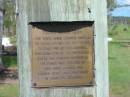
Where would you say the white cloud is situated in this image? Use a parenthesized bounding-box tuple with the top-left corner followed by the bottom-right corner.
(126, 0, 130, 4)
(117, 0, 130, 5)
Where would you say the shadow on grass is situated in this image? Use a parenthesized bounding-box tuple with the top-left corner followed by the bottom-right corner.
(2, 55, 17, 68)
(0, 55, 18, 82)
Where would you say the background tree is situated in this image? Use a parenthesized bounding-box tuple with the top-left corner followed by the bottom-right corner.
(3, 0, 16, 37)
(107, 0, 116, 11)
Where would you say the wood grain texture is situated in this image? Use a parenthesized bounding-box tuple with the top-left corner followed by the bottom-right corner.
(93, 0, 109, 97)
(17, 0, 109, 97)
(27, 0, 92, 22)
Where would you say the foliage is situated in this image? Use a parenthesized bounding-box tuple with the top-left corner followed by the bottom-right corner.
(2, 56, 17, 68)
(10, 35, 17, 45)
(107, 0, 116, 10)
(3, 0, 16, 36)
(0, 0, 3, 10)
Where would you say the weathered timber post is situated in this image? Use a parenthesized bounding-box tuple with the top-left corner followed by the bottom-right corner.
(0, 0, 3, 69)
(16, 0, 109, 97)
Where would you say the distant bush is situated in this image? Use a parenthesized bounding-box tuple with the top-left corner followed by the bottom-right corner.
(123, 28, 128, 32)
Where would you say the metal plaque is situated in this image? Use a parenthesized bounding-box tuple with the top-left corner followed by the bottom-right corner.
(31, 22, 94, 88)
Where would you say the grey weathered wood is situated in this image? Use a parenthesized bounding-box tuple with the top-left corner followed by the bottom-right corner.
(27, 0, 93, 22)
(0, 2, 3, 68)
(16, 0, 109, 97)
(93, 0, 109, 97)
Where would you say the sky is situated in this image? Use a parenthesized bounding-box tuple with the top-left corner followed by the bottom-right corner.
(111, 0, 130, 17)
(117, 0, 130, 5)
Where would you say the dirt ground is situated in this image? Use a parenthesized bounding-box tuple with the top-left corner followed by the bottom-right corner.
(0, 68, 18, 84)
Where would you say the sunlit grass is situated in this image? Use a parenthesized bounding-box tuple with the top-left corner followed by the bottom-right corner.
(109, 24, 130, 97)
(0, 84, 19, 97)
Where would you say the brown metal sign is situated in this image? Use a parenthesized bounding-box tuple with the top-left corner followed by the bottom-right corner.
(31, 22, 94, 88)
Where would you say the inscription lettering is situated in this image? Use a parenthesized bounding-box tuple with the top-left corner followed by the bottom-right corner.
(32, 23, 94, 87)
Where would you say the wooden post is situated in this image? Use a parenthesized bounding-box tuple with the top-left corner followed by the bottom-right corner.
(0, 1, 3, 69)
(16, 0, 109, 97)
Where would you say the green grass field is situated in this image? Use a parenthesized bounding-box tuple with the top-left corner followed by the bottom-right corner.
(109, 24, 130, 40)
(109, 24, 130, 97)
(109, 42, 130, 97)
